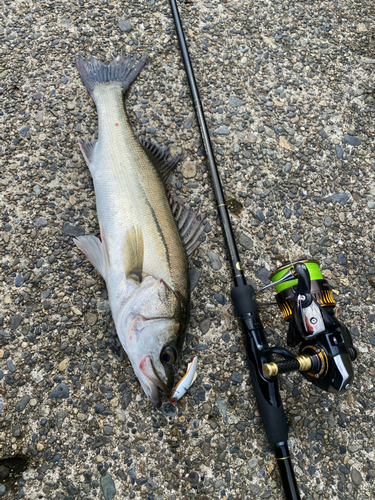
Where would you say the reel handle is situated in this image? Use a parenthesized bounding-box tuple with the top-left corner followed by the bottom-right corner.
(263, 353, 321, 377)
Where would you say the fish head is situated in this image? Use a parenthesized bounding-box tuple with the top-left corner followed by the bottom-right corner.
(119, 276, 187, 407)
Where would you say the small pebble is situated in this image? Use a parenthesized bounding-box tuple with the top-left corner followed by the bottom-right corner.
(237, 231, 253, 251)
(344, 135, 361, 146)
(182, 161, 196, 178)
(0, 466, 9, 481)
(12, 424, 21, 437)
(351, 468, 362, 486)
(249, 483, 260, 496)
(15, 395, 30, 412)
(291, 234, 302, 243)
(122, 388, 132, 409)
(324, 216, 332, 227)
(19, 125, 30, 138)
(162, 403, 176, 417)
(95, 403, 105, 414)
(331, 192, 350, 205)
(91, 361, 101, 375)
(256, 209, 265, 222)
(214, 293, 227, 305)
(283, 207, 292, 219)
(15, 274, 24, 287)
(103, 425, 113, 436)
(335, 145, 343, 159)
(49, 383, 70, 399)
(216, 125, 230, 135)
(229, 97, 245, 108)
(33, 218, 48, 227)
(58, 359, 68, 372)
(7, 359, 16, 373)
(255, 268, 270, 285)
(118, 20, 132, 32)
(184, 117, 192, 129)
(63, 223, 85, 237)
(208, 251, 222, 270)
(337, 253, 347, 265)
(188, 471, 199, 484)
(199, 318, 210, 334)
(231, 372, 243, 383)
(189, 268, 201, 292)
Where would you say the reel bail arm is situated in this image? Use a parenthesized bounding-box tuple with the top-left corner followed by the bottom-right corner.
(255, 268, 296, 297)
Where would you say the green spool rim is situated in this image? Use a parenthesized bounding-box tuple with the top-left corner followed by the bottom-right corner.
(270, 260, 323, 294)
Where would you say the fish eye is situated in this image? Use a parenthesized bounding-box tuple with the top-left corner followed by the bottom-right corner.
(161, 347, 176, 365)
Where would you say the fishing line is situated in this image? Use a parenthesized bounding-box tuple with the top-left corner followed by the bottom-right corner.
(262, 148, 293, 264)
(213, 0, 294, 263)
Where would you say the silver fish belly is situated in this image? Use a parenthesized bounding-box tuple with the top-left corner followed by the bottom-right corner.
(74, 54, 205, 406)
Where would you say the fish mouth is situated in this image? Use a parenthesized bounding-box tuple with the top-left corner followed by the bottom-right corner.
(139, 355, 173, 407)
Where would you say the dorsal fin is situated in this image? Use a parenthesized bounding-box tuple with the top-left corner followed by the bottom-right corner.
(168, 195, 207, 261)
(78, 138, 97, 168)
(139, 137, 181, 184)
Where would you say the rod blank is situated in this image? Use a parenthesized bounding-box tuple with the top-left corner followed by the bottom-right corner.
(168, 1, 301, 498)
(168, 0, 246, 288)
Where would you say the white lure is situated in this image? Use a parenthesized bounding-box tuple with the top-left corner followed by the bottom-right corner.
(170, 356, 198, 404)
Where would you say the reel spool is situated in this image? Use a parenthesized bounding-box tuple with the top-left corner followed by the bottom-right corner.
(269, 260, 335, 320)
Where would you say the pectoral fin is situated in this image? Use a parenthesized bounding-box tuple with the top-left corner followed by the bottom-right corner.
(74, 234, 109, 280)
(123, 226, 144, 282)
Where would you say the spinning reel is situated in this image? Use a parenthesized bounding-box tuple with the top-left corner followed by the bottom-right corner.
(258, 260, 357, 393)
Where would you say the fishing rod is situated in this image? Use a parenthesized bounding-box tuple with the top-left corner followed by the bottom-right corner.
(168, 0, 357, 499)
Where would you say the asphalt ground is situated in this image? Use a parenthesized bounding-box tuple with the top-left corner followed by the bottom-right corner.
(0, 0, 374, 499)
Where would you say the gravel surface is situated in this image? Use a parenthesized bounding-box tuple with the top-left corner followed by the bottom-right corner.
(1, 0, 375, 499)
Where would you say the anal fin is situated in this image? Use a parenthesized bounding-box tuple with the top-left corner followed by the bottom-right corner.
(123, 226, 144, 282)
(78, 138, 97, 168)
(169, 196, 208, 261)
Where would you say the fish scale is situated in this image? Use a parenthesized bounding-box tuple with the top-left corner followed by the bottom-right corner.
(91, 84, 187, 300)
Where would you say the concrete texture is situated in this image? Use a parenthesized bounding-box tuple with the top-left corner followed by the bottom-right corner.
(0, 0, 374, 499)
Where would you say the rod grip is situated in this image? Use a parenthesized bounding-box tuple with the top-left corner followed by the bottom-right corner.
(231, 284, 259, 315)
(232, 285, 289, 444)
(247, 356, 289, 445)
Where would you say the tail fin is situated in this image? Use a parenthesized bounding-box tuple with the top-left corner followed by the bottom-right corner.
(76, 54, 147, 98)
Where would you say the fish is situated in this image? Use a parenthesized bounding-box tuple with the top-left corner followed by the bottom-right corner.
(170, 356, 198, 404)
(74, 54, 206, 407)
